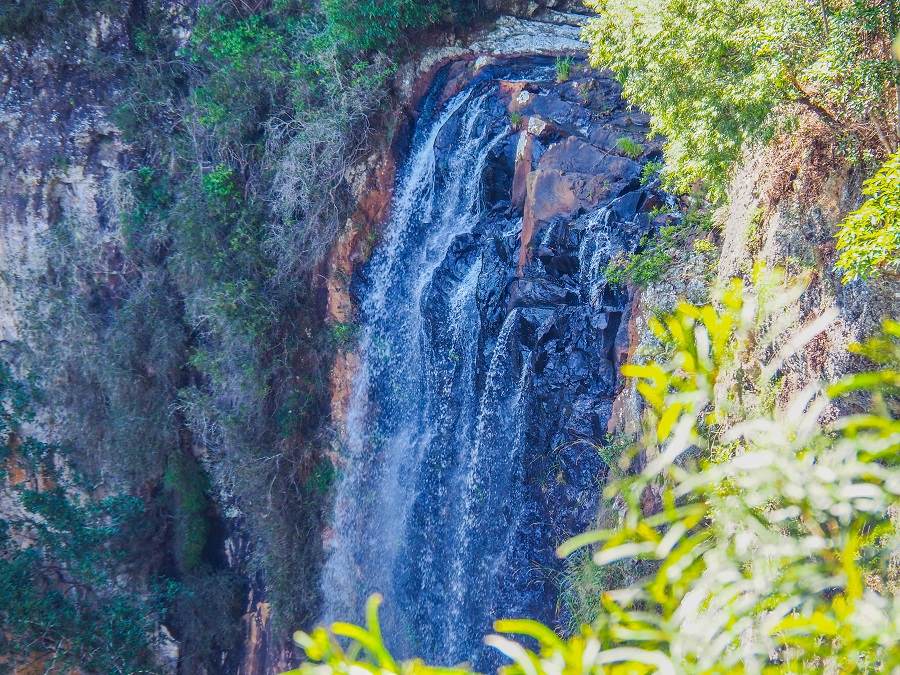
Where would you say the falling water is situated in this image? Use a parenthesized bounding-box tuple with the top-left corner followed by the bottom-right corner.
(321, 59, 639, 669)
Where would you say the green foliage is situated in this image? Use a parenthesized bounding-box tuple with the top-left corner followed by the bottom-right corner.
(304, 457, 340, 495)
(330, 321, 358, 345)
(835, 150, 900, 282)
(555, 56, 574, 82)
(164, 452, 213, 574)
(605, 224, 680, 286)
(828, 318, 900, 398)
(605, 205, 717, 287)
(202, 164, 238, 201)
(583, 0, 900, 201)
(0, 0, 42, 36)
(595, 434, 630, 476)
(691, 237, 717, 255)
(323, 0, 438, 51)
(614, 136, 643, 159)
(639, 160, 664, 185)
(287, 594, 466, 675)
(509, 111, 524, 129)
(321, 0, 479, 52)
(98, 0, 413, 634)
(0, 364, 160, 673)
(296, 270, 899, 673)
(166, 570, 245, 673)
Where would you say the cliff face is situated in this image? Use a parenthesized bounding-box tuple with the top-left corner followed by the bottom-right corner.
(0, 14, 132, 343)
(0, 3, 890, 674)
(0, 6, 605, 673)
(609, 119, 896, 442)
(716, 127, 895, 394)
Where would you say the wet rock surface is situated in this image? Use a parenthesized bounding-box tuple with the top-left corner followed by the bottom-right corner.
(324, 56, 661, 669)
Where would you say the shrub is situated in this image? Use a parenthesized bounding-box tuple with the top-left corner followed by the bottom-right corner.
(604, 233, 672, 286)
(583, 0, 900, 201)
(292, 270, 900, 673)
(322, 0, 451, 52)
(0, 363, 160, 673)
(605, 224, 681, 286)
(691, 237, 717, 255)
(164, 452, 214, 574)
(639, 159, 664, 185)
(330, 322, 357, 345)
(102, 1, 399, 632)
(202, 164, 238, 201)
(835, 150, 900, 282)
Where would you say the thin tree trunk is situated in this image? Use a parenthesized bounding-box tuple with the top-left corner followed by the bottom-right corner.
(871, 111, 897, 156)
(818, 0, 830, 35)
(786, 74, 841, 128)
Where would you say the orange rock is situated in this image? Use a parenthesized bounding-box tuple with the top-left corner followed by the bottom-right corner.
(498, 80, 529, 110)
(6, 455, 28, 487)
(517, 137, 640, 275)
(330, 350, 361, 433)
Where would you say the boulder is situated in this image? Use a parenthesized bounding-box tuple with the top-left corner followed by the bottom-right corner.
(539, 136, 640, 177)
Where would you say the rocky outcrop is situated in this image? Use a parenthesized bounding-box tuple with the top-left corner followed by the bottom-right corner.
(716, 122, 896, 404)
(606, 117, 897, 440)
(518, 137, 642, 272)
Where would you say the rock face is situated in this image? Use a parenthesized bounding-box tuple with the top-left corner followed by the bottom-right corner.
(714, 128, 897, 413)
(606, 119, 897, 441)
(0, 11, 276, 675)
(321, 54, 661, 670)
(0, 22, 131, 343)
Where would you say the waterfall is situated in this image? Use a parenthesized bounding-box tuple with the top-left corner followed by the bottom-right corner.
(322, 58, 646, 669)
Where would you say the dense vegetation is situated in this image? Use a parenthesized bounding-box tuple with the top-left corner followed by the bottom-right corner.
(292, 271, 900, 673)
(322, 0, 480, 51)
(835, 149, 900, 281)
(584, 0, 900, 287)
(583, 0, 900, 201)
(0, 363, 161, 672)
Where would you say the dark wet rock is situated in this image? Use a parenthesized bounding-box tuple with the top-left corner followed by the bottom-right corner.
(608, 189, 644, 221)
(508, 278, 579, 309)
(537, 247, 580, 275)
(332, 56, 666, 671)
(518, 90, 592, 136)
(540, 136, 640, 177)
(485, 134, 519, 205)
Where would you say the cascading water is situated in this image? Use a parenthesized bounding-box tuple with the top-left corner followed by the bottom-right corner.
(322, 58, 655, 669)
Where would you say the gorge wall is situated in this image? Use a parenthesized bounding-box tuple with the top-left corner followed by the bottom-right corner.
(0, 3, 890, 674)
